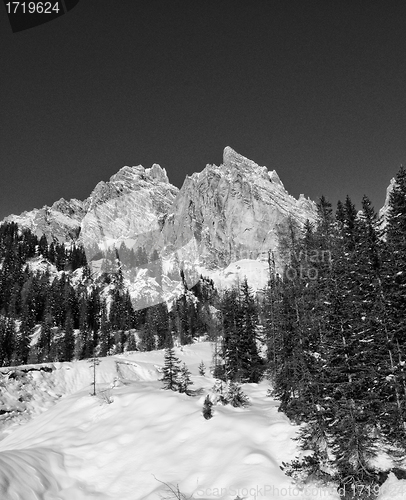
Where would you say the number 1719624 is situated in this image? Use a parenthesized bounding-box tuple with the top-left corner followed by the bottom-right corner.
(5, 2, 60, 14)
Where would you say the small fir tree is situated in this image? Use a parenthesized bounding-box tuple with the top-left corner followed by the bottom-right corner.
(178, 362, 193, 395)
(202, 395, 213, 420)
(161, 347, 181, 391)
(223, 380, 250, 408)
(63, 311, 75, 361)
(198, 360, 206, 376)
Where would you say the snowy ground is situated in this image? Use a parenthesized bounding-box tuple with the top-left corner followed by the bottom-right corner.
(199, 260, 270, 291)
(0, 343, 402, 500)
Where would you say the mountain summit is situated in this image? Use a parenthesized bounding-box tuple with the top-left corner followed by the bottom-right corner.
(162, 147, 316, 271)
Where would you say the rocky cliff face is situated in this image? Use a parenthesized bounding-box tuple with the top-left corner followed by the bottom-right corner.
(3, 198, 85, 243)
(81, 163, 178, 258)
(161, 147, 317, 271)
(379, 177, 396, 223)
(3, 164, 178, 248)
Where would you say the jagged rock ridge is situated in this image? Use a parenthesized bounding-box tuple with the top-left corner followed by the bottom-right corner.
(161, 147, 317, 270)
(3, 198, 86, 243)
(3, 164, 177, 246)
(81, 163, 178, 255)
(3, 148, 318, 298)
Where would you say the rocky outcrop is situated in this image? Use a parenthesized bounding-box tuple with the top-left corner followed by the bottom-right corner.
(379, 177, 396, 223)
(161, 147, 317, 271)
(81, 164, 178, 256)
(2, 164, 177, 248)
(3, 198, 85, 243)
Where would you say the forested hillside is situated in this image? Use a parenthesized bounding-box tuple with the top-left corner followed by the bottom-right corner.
(0, 223, 218, 366)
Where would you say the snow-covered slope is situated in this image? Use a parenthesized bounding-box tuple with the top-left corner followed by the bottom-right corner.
(0, 343, 344, 500)
(199, 259, 271, 291)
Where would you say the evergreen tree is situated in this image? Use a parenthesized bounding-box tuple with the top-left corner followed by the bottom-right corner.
(38, 235, 48, 258)
(202, 395, 213, 420)
(238, 278, 263, 382)
(219, 287, 240, 381)
(2, 317, 16, 366)
(63, 310, 75, 362)
(218, 278, 263, 383)
(38, 310, 53, 362)
(127, 331, 137, 351)
(155, 303, 172, 349)
(198, 360, 206, 376)
(87, 286, 101, 345)
(161, 347, 181, 391)
(138, 322, 156, 351)
(223, 380, 250, 408)
(177, 362, 193, 395)
(78, 295, 93, 359)
(98, 300, 111, 357)
(263, 251, 283, 375)
(380, 166, 406, 442)
(17, 277, 38, 364)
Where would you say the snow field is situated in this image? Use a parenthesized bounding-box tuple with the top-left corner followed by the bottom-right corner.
(0, 343, 343, 499)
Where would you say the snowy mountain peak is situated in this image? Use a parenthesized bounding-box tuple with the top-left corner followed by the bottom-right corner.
(223, 146, 260, 170)
(145, 163, 169, 184)
(222, 147, 288, 192)
(269, 169, 284, 187)
(106, 163, 170, 188)
(51, 197, 85, 216)
(162, 148, 317, 275)
(85, 163, 177, 213)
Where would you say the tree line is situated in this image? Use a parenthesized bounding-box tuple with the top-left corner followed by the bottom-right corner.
(263, 167, 406, 496)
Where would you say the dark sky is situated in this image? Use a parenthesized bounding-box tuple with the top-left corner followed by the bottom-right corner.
(1, 0, 405, 220)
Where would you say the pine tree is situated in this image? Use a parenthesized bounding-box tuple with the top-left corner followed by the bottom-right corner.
(273, 195, 385, 490)
(202, 395, 213, 420)
(38, 310, 52, 362)
(263, 251, 283, 375)
(98, 300, 112, 357)
(219, 287, 240, 381)
(17, 278, 37, 364)
(2, 317, 16, 366)
(161, 347, 181, 391)
(78, 295, 93, 359)
(156, 303, 172, 349)
(87, 286, 101, 346)
(38, 235, 48, 258)
(63, 310, 75, 361)
(239, 278, 263, 382)
(177, 362, 193, 395)
(223, 380, 250, 408)
(138, 322, 156, 352)
(127, 331, 137, 351)
(380, 166, 406, 443)
(198, 360, 206, 376)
